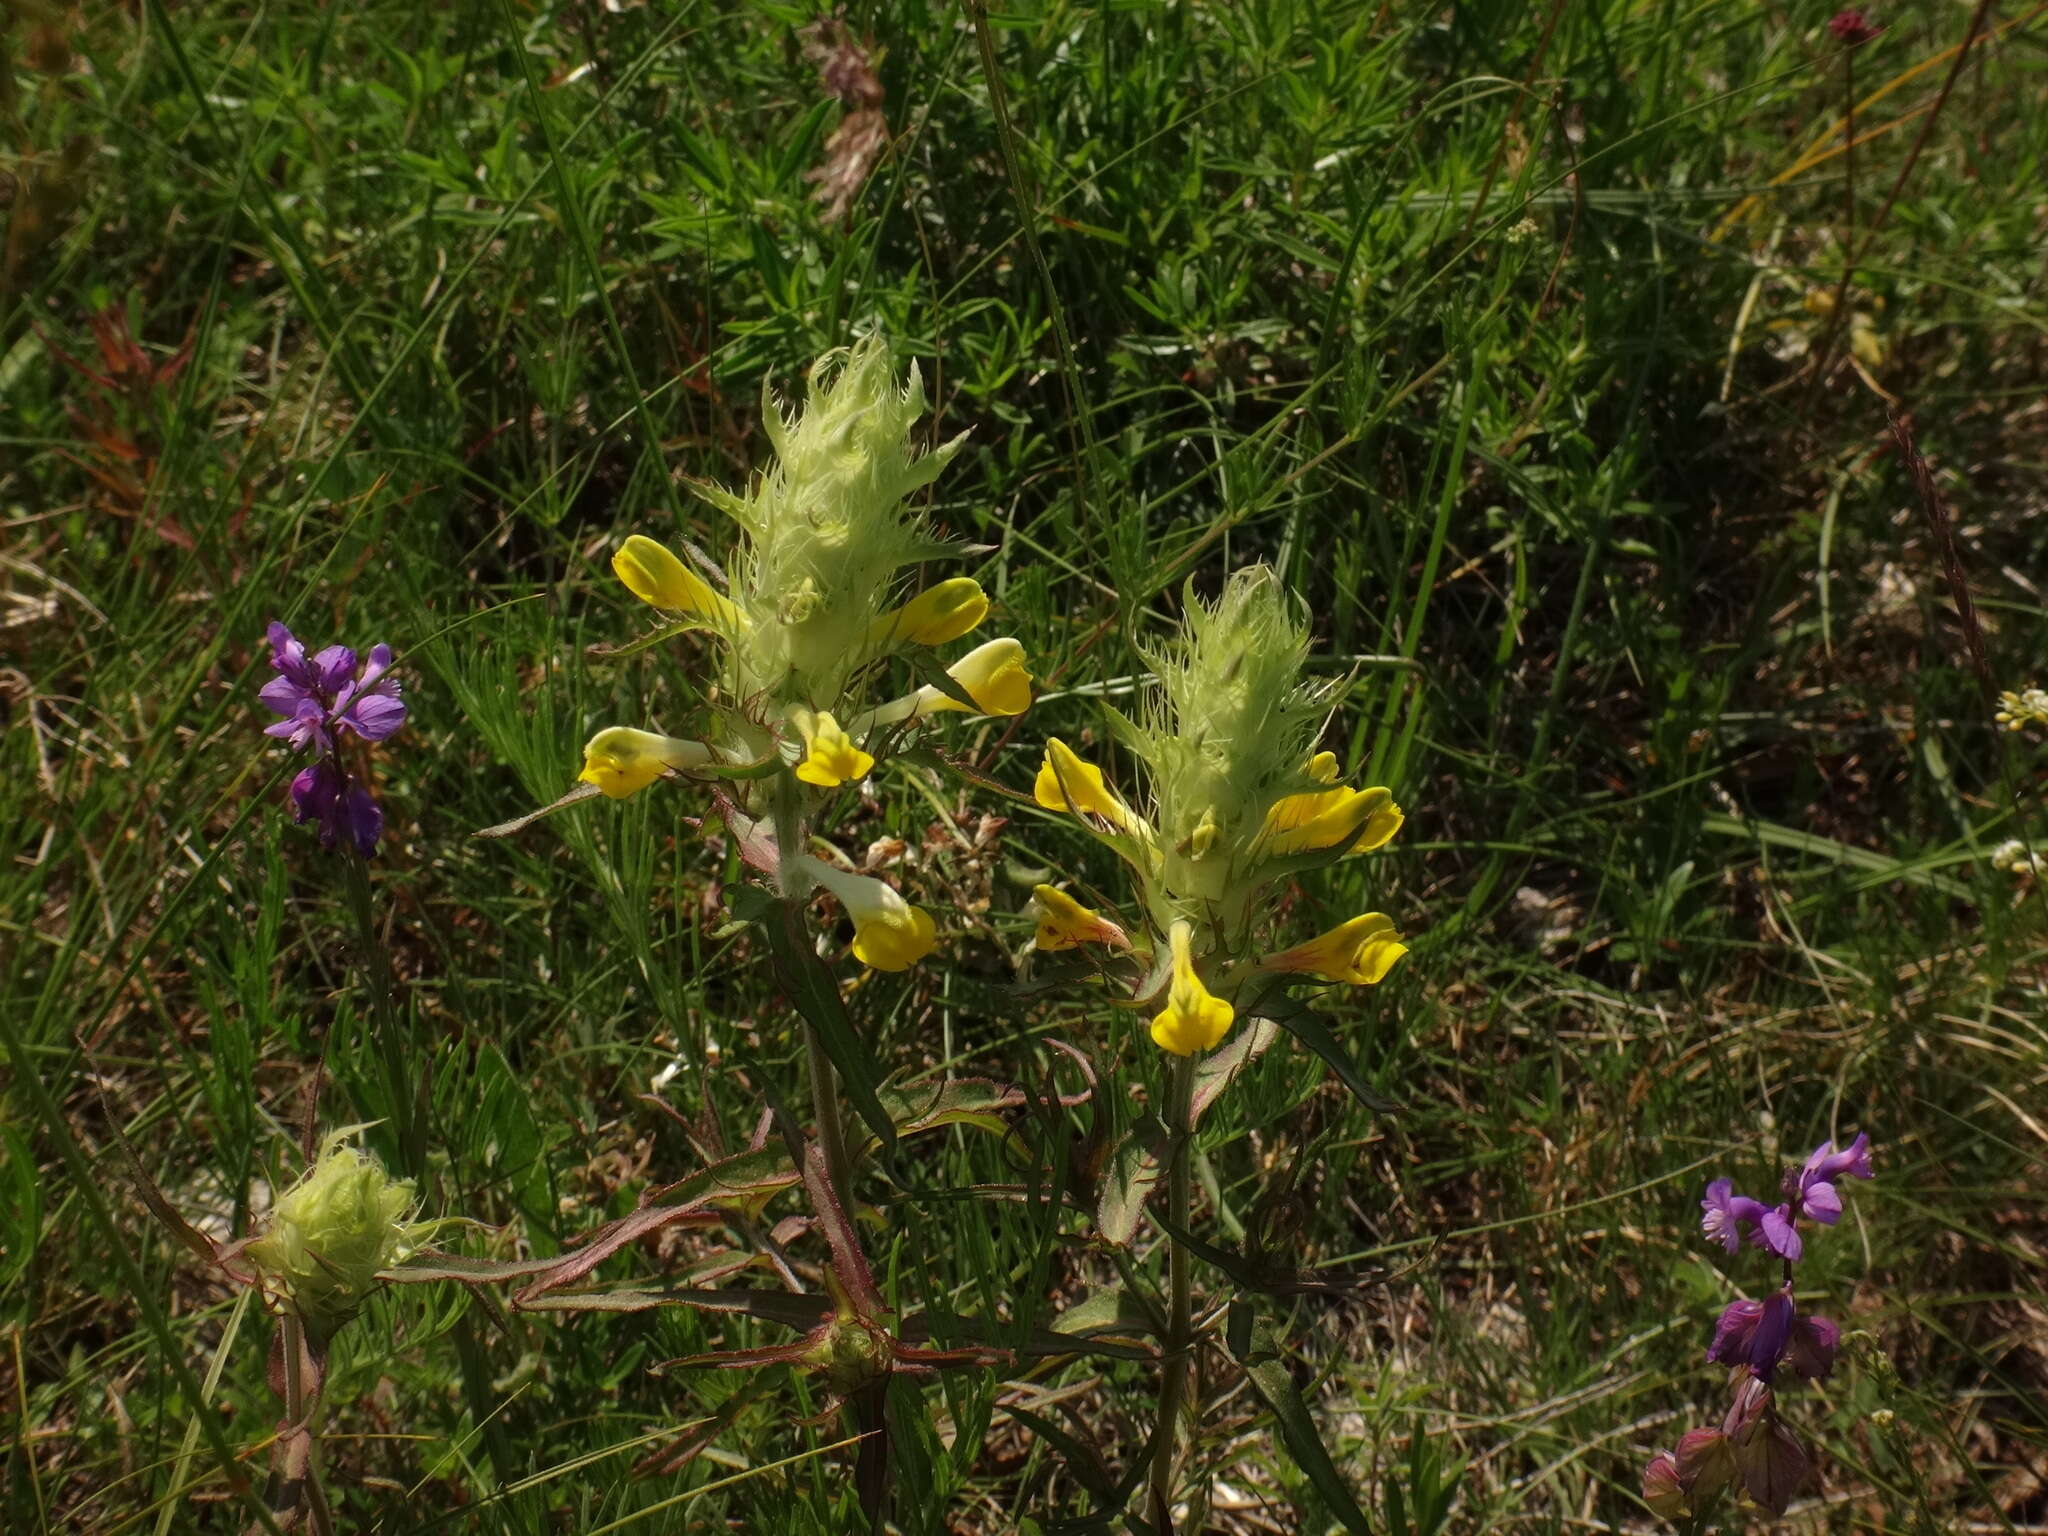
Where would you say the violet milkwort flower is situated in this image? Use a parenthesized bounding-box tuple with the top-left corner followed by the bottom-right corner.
(1643, 1133, 1874, 1521)
(259, 622, 406, 854)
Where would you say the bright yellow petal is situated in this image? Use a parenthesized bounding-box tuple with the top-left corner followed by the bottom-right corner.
(869, 577, 989, 649)
(1263, 786, 1400, 856)
(851, 904, 937, 971)
(1151, 921, 1233, 1055)
(794, 711, 876, 788)
(1030, 885, 1127, 951)
(612, 535, 742, 629)
(578, 727, 713, 799)
(1033, 738, 1129, 828)
(1260, 913, 1407, 984)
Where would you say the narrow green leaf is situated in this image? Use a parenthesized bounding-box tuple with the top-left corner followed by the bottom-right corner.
(765, 901, 898, 1163)
(1253, 990, 1401, 1116)
(1225, 1312, 1375, 1535)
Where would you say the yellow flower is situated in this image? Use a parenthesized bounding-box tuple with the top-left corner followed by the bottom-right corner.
(611, 534, 743, 630)
(1033, 738, 1136, 832)
(1261, 784, 1403, 857)
(1259, 912, 1407, 985)
(579, 727, 715, 799)
(915, 637, 1034, 718)
(794, 710, 875, 788)
(1305, 750, 1340, 783)
(868, 577, 989, 649)
(1150, 921, 1233, 1055)
(802, 858, 938, 971)
(1030, 885, 1128, 951)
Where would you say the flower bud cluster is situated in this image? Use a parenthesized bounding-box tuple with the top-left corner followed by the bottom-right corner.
(1643, 1134, 1873, 1520)
(1027, 566, 1411, 1056)
(243, 1130, 440, 1339)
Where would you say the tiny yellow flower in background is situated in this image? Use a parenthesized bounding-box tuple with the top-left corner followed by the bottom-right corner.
(1031, 884, 1129, 951)
(919, 637, 1033, 718)
(580, 727, 716, 799)
(1034, 738, 1138, 832)
(1260, 912, 1407, 985)
(868, 577, 989, 650)
(1995, 686, 2048, 732)
(793, 710, 875, 788)
(801, 857, 937, 971)
(612, 534, 742, 631)
(1150, 921, 1233, 1055)
(1305, 750, 1340, 784)
(1262, 784, 1403, 857)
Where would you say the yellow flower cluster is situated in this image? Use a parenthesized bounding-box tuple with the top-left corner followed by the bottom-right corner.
(1027, 567, 1412, 1055)
(567, 337, 1036, 971)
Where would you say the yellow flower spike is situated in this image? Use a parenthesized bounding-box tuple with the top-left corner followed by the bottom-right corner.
(917, 637, 1034, 718)
(580, 727, 716, 799)
(1033, 738, 1135, 831)
(793, 710, 875, 788)
(1262, 785, 1403, 857)
(1150, 921, 1233, 1056)
(1030, 885, 1129, 951)
(1259, 912, 1408, 985)
(801, 858, 938, 971)
(612, 534, 743, 630)
(868, 577, 990, 650)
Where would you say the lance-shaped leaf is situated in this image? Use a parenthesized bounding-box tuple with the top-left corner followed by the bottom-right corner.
(474, 781, 606, 840)
(1191, 1015, 1281, 1128)
(515, 1144, 797, 1306)
(1250, 988, 1401, 1117)
(906, 1303, 1147, 1363)
(1224, 1307, 1375, 1536)
(873, 1078, 1026, 1146)
(765, 900, 898, 1163)
(1096, 1114, 1168, 1246)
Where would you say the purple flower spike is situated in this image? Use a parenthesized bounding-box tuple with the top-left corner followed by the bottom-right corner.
(1701, 1178, 1768, 1254)
(259, 622, 409, 750)
(261, 621, 405, 855)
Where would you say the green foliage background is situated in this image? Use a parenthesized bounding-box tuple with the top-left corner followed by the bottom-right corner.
(3, 0, 2045, 1529)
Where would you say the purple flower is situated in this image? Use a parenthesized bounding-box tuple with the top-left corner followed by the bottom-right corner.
(1707, 1286, 1840, 1385)
(1794, 1134, 1872, 1228)
(260, 623, 408, 751)
(1708, 1288, 1794, 1378)
(290, 760, 384, 855)
(1755, 1203, 1804, 1262)
(1700, 1178, 1768, 1254)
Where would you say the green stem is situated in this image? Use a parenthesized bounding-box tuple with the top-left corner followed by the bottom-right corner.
(337, 832, 422, 1177)
(771, 773, 853, 1215)
(1149, 1051, 1199, 1528)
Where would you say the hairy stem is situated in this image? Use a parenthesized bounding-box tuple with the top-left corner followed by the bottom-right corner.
(1149, 1051, 1199, 1529)
(772, 773, 853, 1214)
